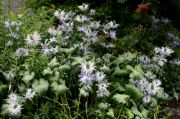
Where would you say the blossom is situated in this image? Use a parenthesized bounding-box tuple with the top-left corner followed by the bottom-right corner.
(89, 9, 96, 15)
(80, 61, 95, 74)
(109, 31, 116, 39)
(79, 73, 95, 85)
(78, 3, 89, 11)
(48, 26, 58, 36)
(3, 71, 16, 80)
(4, 20, 18, 28)
(95, 71, 106, 82)
(143, 95, 151, 104)
(15, 48, 29, 57)
(25, 31, 41, 46)
(25, 88, 36, 100)
(5, 102, 22, 116)
(7, 93, 18, 103)
(75, 15, 88, 22)
(89, 21, 100, 29)
(96, 81, 110, 97)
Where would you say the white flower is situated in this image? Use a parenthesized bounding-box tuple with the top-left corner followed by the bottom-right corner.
(79, 73, 95, 85)
(109, 31, 116, 39)
(49, 37, 57, 43)
(89, 21, 100, 29)
(3, 71, 16, 80)
(84, 28, 97, 38)
(105, 21, 119, 29)
(80, 61, 95, 74)
(6, 33, 18, 39)
(15, 48, 29, 57)
(5, 40, 13, 46)
(96, 81, 110, 97)
(25, 31, 41, 46)
(143, 95, 151, 104)
(77, 26, 87, 32)
(48, 26, 58, 36)
(78, 3, 89, 11)
(95, 71, 106, 82)
(4, 21, 17, 28)
(152, 80, 161, 87)
(25, 88, 36, 100)
(75, 15, 88, 22)
(90, 9, 96, 15)
(5, 102, 22, 115)
(7, 93, 18, 103)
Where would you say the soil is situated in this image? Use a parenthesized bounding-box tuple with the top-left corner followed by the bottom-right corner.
(163, 101, 180, 119)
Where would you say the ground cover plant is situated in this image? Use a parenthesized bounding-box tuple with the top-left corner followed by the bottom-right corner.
(0, 1, 180, 119)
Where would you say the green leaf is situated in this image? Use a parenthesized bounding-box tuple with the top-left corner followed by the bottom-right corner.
(113, 94, 129, 104)
(106, 108, 114, 118)
(173, 88, 179, 101)
(32, 78, 49, 95)
(51, 81, 69, 96)
(131, 107, 143, 117)
(22, 71, 35, 84)
(125, 84, 144, 101)
(98, 102, 109, 110)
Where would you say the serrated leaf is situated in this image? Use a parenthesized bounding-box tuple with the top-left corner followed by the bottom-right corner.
(131, 107, 143, 117)
(125, 84, 143, 101)
(113, 94, 129, 104)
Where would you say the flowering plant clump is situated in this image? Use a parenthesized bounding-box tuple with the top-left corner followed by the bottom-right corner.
(0, 3, 176, 119)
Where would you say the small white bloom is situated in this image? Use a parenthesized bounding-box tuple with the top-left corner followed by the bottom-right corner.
(95, 71, 106, 82)
(109, 31, 116, 39)
(78, 3, 89, 11)
(75, 15, 88, 22)
(7, 93, 18, 103)
(143, 95, 151, 104)
(3, 71, 16, 80)
(25, 88, 36, 100)
(5, 40, 13, 46)
(15, 48, 29, 57)
(25, 31, 41, 46)
(90, 9, 96, 15)
(6, 33, 18, 39)
(48, 26, 58, 36)
(89, 21, 100, 29)
(5, 102, 22, 115)
(81, 61, 95, 74)
(96, 81, 110, 97)
(49, 37, 57, 43)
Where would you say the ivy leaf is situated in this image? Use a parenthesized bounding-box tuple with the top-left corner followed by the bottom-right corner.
(98, 102, 109, 110)
(51, 81, 69, 96)
(131, 107, 143, 118)
(113, 94, 129, 104)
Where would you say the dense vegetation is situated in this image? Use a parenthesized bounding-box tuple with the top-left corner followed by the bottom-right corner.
(0, 0, 179, 118)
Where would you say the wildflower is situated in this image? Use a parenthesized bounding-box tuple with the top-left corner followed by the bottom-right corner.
(4, 21, 17, 28)
(143, 95, 151, 104)
(75, 15, 88, 22)
(25, 88, 36, 100)
(84, 28, 97, 38)
(7, 93, 18, 103)
(90, 9, 96, 15)
(48, 26, 58, 36)
(79, 73, 95, 85)
(96, 80, 110, 97)
(5, 40, 13, 46)
(95, 71, 106, 82)
(109, 31, 116, 39)
(6, 33, 18, 39)
(25, 31, 41, 46)
(80, 61, 95, 74)
(5, 102, 22, 116)
(3, 71, 16, 80)
(78, 3, 89, 11)
(89, 21, 100, 29)
(77, 26, 87, 32)
(15, 48, 29, 57)
(49, 37, 57, 43)
(105, 21, 119, 29)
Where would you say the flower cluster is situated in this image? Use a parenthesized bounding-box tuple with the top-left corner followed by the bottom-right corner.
(153, 47, 174, 66)
(78, 61, 110, 98)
